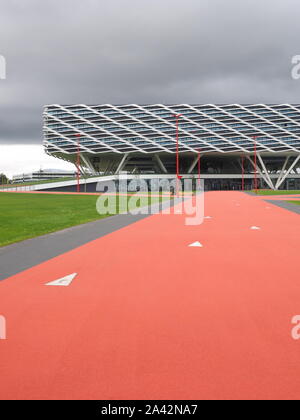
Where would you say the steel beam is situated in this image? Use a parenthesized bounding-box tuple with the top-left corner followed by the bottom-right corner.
(275, 155, 300, 190)
(153, 155, 168, 174)
(115, 153, 129, 174)
(188, 155, 200, 174)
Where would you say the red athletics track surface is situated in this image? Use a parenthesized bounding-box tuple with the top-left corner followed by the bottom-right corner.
(0, 191, 300, 400)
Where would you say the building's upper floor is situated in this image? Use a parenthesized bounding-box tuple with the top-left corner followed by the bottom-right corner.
(43, 104, 300, 155)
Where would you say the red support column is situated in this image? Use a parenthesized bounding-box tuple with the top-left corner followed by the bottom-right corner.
(253, 136, 258, 193)
(76, 134, 80, 193)
(173, 114, 182, 195)
(198, 149, 201, 188)
(241, 155, 245, 191)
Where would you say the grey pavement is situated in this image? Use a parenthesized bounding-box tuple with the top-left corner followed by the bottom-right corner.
(0, 212, 151, 281)
(0, 197, 181, 281)
(267, 200, 300, 215)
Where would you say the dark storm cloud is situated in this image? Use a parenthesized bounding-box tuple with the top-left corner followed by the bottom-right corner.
(1, 0, 300, 144)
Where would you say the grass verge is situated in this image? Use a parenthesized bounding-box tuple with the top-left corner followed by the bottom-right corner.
(252, 190, 300, 196)
(0, 192, 165, 247)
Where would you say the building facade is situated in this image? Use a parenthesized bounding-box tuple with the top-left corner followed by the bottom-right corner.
(12, 169, 76, 184)
(43, 104, 300, 190)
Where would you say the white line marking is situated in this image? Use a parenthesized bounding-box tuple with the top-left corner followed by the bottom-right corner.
(250, 226, 261, 230)
(45, 273, 77, 287)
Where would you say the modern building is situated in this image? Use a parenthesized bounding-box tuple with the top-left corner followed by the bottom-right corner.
(43, 104, 300, 190)
(12, 168, 76, 184)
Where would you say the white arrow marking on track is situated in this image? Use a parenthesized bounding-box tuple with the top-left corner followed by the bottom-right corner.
(188, 241, 203, 248)
(45, 273, 77, 287)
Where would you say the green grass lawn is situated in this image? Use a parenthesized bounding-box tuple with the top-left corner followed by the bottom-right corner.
(288, 201, 300, 206)
(0, 192, 165, 247)
(253, 190, 300, 196)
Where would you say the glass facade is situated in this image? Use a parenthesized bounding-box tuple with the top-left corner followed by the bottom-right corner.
(44, 104, 300, 157)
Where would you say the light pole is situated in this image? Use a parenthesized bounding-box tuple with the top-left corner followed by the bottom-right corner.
(76, 133, 81, 193)
(197, 149, 201, 189)
(253, 136, 258, 193)
(241, 155, 245, 191)
(173, 114, 182, 195)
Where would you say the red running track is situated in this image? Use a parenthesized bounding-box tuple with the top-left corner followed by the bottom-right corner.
(0, 191, 300, 400)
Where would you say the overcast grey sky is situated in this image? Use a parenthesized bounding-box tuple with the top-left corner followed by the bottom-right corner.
(0, 0, 300, 173)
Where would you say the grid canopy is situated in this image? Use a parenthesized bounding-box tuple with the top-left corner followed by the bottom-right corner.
(44, 104, 300, 155)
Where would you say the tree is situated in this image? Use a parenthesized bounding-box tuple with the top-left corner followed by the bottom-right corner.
(0, 173, 10, 185)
